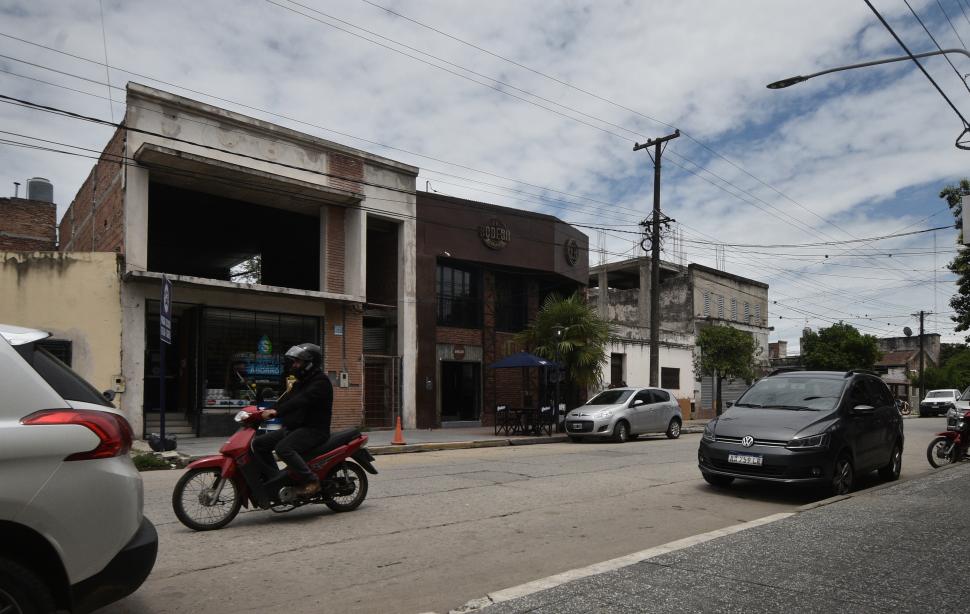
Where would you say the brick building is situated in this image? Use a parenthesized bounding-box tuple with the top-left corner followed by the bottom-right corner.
(53, 82, 419, 437)
(415, 192, 588, 428)
(0, 196, 57, 251)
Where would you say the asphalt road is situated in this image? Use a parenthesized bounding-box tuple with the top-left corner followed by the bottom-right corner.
(102, 417, 948, 614)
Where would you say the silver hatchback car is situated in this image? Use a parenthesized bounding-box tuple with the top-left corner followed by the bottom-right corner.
(565, 387, 683, 443)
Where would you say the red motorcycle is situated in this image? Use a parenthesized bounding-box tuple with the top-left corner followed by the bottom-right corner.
(172, 406, 377, 531)
(926, 408, 970, 468)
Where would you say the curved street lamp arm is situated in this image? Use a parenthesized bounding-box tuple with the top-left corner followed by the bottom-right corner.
(767, 48, 970, 89)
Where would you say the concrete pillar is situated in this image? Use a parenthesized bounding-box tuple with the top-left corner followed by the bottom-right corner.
(398, 218, 417, 428)
(124, 165, 150, 273)
(319, 206, 329, 292)
(345, 207, 366, 300)
(598, 270, 609, 320)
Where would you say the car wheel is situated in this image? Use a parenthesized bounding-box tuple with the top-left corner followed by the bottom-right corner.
(878, 442, 902, 481)
(665, 417, 682, 439)
(568, 436, 583, 443)
(612, 421, 630, 443)
(0, 558, 56, 614)
(831, 454, 854, 496)
(703, 473, 734, 487)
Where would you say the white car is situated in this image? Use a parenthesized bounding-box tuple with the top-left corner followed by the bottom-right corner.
(919, 388, 962, 417)
(564, 386, 683, 442)
(0, 324, 157, 613)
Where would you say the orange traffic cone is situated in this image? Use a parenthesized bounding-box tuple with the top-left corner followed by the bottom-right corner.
(391, 416, 406, 445)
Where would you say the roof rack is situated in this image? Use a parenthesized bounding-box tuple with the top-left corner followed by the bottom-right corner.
(768, 367, 804, 376)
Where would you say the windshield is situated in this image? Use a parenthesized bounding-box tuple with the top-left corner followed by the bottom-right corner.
(586, 390, 634, 405)
(927, 391, 955, 399)
(734, 377, 845, 411)
(961, 388, 970, 402)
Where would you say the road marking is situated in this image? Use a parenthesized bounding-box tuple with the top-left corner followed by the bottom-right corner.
(450, 512, 794, 612)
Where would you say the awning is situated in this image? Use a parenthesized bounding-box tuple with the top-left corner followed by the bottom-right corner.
(488, 351, 558, 369)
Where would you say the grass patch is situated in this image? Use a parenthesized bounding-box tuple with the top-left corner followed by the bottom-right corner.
(132, 452, 172, 471)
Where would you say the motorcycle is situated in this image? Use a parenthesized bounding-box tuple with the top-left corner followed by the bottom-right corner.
(926, 407, 970, 468)
(172, 406, 377, 531)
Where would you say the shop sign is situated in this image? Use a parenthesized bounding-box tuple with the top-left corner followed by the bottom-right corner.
(453, 344, 466, 360)
(564, 238, 579, 266)
(478, 218, 510, 250)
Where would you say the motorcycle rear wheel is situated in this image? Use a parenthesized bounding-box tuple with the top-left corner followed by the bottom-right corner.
(173, 468, 243, 531)
(324, 462, 368, 512)
(926, 437, 956, 469)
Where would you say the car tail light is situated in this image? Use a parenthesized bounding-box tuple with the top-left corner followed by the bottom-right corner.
(21, 409, 133, 460)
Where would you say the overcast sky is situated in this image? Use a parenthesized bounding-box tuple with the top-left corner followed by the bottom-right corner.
(2, 0, 969, 351)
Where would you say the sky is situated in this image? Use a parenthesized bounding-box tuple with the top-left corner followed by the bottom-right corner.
(1, 0, 969, 352)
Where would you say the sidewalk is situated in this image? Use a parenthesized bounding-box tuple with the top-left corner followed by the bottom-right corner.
(134, 419, 710, 460)
(452, 463, 970, 613)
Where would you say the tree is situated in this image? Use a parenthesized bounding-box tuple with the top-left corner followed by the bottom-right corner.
(694, 325, 759, 415)
(801, 322, 880, 371)
(942, 179, 970, 340)
(514, 293, 613, 405)
(912, 344, 970, 391)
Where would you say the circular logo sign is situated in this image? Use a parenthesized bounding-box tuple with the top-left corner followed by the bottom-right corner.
(741, 435, 754, 448)
(478, 218, 510, 250)
(564, 238, 579, 266)
(453, 345, 466, 360)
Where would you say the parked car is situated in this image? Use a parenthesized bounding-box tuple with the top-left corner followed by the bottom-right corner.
(0, 323, 157, 613)
(949, 387, 970, 419)
(698, 370, 903, 496)
(920, 389, 962, 417)
(564, 386, 683, 443)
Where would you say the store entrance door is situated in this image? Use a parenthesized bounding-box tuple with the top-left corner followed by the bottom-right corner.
(440, 361, 480, 423)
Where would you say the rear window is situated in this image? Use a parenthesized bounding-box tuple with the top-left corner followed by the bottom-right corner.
(15, 344, 112, 407)
(587, 390, 633, 405)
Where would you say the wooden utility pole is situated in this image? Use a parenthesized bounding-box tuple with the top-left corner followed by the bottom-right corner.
(634, 129, 680, 387)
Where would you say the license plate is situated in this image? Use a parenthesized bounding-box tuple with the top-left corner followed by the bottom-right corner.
(728, 452, 763, 466)
(570, 423, 582, 430)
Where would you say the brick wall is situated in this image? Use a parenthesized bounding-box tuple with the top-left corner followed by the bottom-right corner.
(0, 198, 56, 250)
(329, 153, 363, 194)
(59, 127, 125, 253)
(323, 303, 364, 429)
(327, 206, 345, 293)
(436, 327, 482, 345)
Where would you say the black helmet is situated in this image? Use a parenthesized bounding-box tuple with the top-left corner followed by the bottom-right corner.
(284, 343, 322, 378)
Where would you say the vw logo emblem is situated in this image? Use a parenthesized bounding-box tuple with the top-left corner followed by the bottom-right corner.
(741, 436, 754, 448)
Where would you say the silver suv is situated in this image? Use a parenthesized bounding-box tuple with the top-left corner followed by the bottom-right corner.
(0, 324, 157, 613)
(565, 386, 683, 442)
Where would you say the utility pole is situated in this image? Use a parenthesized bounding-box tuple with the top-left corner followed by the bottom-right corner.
(634, 129, 680, 387)
(918, 310, 926, 404)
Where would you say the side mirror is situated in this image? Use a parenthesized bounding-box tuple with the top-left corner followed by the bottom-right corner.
(631, 399, 646, 407)
(726, 400, 735, 408)
(102, 389, 116, 403)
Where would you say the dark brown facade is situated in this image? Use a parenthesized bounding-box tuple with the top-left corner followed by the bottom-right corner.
(416, 192, 588, 428)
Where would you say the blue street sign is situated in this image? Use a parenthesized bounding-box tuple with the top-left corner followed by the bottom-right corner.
(160, 276, 172, 345)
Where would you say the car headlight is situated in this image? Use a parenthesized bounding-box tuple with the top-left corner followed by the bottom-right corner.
(786, 433, 829, 449)
(234, 410, 250, 423)
(593, 410, 613, 420)
(702, 420, 717, 442)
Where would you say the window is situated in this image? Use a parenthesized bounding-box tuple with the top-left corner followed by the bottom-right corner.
(754, 304, 761, 324)
(650, 389, 672, 403)
(610, 353, 625, 387)
(495, 273, 527, 332)
(437, 264, 482, 328)
(744, 302, 750, 323)
(15, 344, 111, 407)
(731, 298, 738, 321)
(661, 367, 680, 389)
(703, 291, 710, 316)
(37, 338, 72, 366)
(632, 390, 652, 405)
(717, 295, 724, 319)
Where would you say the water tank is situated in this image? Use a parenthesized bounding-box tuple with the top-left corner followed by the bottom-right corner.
(26, 177, 53, 203)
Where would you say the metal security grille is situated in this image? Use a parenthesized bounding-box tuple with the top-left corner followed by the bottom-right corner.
(363, 355, 401, 428)
(704, 291, 710, 316)
(731, 298, 738, 321)
(717, 295, 724, 319)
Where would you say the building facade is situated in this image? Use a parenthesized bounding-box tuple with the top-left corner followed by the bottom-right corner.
(0, 197, 56, 251)
(54, 82, 419, 437)
(415, 192, 588, 428)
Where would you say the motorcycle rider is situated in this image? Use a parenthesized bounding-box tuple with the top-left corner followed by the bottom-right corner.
(253, 343, 333, 497)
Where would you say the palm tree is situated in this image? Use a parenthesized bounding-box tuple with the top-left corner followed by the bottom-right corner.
(515, 292, 614, 405)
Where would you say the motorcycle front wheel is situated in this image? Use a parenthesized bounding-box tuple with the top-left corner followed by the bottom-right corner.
(324, 461, 368, 512)
(173, 468, 243, 531)
(926, 437, 957, 469)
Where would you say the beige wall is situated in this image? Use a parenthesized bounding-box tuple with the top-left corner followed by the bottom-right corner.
(0, 251, 123, 399)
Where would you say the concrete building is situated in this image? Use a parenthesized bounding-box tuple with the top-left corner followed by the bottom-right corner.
(46, 82, 420, 437)
(414, 192, 588, 428)
(589, 259, 770, 418)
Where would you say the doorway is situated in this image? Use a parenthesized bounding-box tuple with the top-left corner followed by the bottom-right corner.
(440, 361, 481, 422)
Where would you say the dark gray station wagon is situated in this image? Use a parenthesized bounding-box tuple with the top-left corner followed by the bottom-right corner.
(698, 370, 903, 495)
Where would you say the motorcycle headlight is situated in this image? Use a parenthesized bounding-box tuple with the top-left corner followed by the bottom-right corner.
(786, 433, 829, 450)
(702, 420, 717, 442)
(234, 410, 250, 423)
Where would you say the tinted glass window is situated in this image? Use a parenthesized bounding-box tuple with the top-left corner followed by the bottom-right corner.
(16, 345, 111, 407)
(866, 378, 893, 407)
(735, 376, 845, 411)
(650, 389, 671, 403)
(632, 390, 651, 405)
(847, 381, 869, 407)
(587, 390, 633, 405)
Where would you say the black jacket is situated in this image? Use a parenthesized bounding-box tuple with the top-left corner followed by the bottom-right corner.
(275, 369, 333, 434)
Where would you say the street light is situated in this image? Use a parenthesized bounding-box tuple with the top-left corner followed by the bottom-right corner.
(766, 48, 970, 89)
(552, 325, 565, 433)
